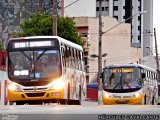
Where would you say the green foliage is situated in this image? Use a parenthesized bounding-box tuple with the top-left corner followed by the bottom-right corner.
(0, 43, 5, 51)
(13, 14, 52, 37)
(13, 14, 84, 46)
(57, 17, 84, 46)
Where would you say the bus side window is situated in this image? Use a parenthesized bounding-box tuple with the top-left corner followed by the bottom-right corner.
(79, 51, 83, 71)
(71, 48, 75, 68)
(65, 46, 70, 67)
(69, 47, 72, 68)
(76, 50, 79, 70)
(142, 73, 146, 79)
(61, 45, 66, 73)
(74, 49, 78, 70)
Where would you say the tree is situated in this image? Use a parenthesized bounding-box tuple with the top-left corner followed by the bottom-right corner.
(13, 14, 84, 46)
(0, 43, 5, 51)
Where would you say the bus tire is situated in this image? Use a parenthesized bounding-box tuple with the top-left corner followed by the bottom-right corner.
(152, 96, 154, 105)
(144, 95, 146, 105)
(79, 85, 81, 101)
(8, 102, 14, 105)
(67, 82, 70, 104)
(59, 100, 67, 105)
(16, 101, 25, 105)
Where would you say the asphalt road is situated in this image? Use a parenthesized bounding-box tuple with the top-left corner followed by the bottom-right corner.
(0, 103, 160, 120)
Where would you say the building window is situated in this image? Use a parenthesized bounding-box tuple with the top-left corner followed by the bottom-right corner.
(102, 7, 104, 11)
(138, 26, 141, 31)
(113, 6, 118, 11)
(138, 35, 141, 41)
(80, 33, 88, 37)
(138, 6, 141, 11)
(105, 7, 109, 11)
(97, 7, 108, 11)
(113, 16, 118, 20)
(138, 16, 141, 21)
(96, 7, 99, 11)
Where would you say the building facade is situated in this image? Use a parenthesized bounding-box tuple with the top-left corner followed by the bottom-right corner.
(64, 0, 153, 57)
(74, 17, 142, 83)
(0, 0, 64, 46)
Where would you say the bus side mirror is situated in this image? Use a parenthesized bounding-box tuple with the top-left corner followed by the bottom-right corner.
(100, 72, 104, 84)
(1, 53, 6, 66)
(142, 73, 146, 78)
(100, 72, 103, 78)
(1, 56, 5, 65)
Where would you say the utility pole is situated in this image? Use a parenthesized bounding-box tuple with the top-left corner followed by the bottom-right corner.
(38, 0, 43, 14)
(97, 0, 102, 105)
(53, 0, 57, 36)
(154, 28, 160, 82)
(96, 3, 147, 105)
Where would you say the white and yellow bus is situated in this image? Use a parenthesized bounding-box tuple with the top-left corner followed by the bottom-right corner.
(101, 63, 158, 105)
(6, 36, 86, 105)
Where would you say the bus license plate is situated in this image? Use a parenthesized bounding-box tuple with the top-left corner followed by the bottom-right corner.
(116, 99, 128, 104)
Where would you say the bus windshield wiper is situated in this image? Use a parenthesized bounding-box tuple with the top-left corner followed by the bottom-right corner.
(113, 82, 121, 89)
(36, 50, 47, 61)
(20, 51, 31, 60)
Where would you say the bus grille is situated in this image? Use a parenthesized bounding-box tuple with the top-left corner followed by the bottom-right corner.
(22, 87, 48, 91)
(25, 92, 45, 97)
(113, 96, 121, 98)
(123, 96, 132, 98)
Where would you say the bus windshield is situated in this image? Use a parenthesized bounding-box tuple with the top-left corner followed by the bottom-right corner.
(8, 49, 62, 81)
(103, 68, 141, 92)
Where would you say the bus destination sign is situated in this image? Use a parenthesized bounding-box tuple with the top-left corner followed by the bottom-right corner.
(14, 41, 52, 48)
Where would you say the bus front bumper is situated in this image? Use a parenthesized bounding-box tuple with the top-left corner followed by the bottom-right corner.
(8, 89, 64, 102)
(102, 95, 143, 105)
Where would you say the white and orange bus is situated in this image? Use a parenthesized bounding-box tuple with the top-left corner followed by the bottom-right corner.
(6, 36, 86, 105)
(101, 63, 158, 105)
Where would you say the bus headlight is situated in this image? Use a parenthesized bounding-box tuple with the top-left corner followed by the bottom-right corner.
(133, 92, 140, 98)
(104, 93, 112, 98)
(49, 80, 64, 90)
(8, 83, 21, 92)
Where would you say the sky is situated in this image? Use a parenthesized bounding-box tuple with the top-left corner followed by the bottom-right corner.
(153, 0, 160, 52)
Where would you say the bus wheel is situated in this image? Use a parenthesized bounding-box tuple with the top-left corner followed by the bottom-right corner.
(144, 95, 146, 105)
(8, 102, 14, 105)
(67, 82, 71, 104)
(68, 100, 80, 105)
(59, 100, 67, 105)
(16, 101, 24, 105)
(79, 85, 82, 102)
(152, 96, 154, 105)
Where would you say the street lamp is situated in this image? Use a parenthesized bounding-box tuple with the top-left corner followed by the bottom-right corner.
(97, 0, 147, 105)
(90, 53, 107, 58)
(90, 53, 108, 83)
